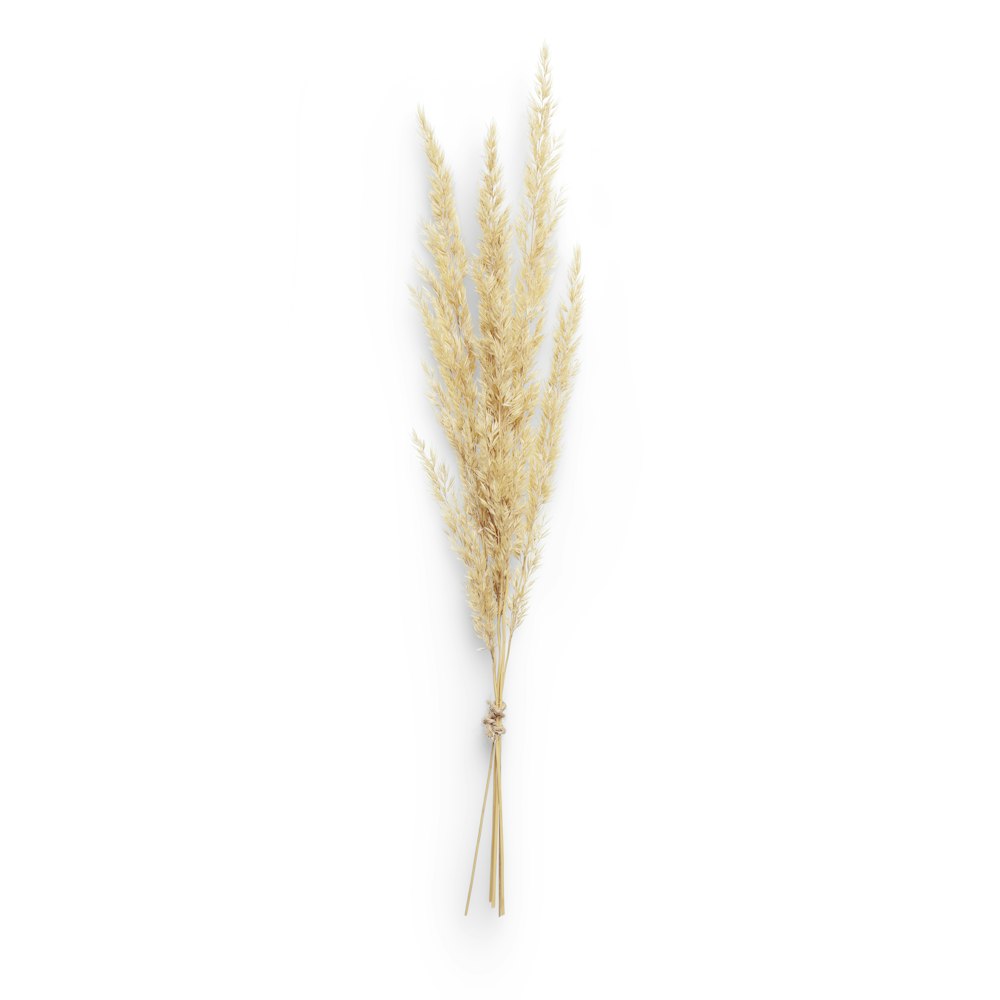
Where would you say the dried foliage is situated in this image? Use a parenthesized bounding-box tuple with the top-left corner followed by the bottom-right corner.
(412, 48, 582, 916)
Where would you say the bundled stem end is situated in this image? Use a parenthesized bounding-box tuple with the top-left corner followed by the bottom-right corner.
(415, 46, 582, 917)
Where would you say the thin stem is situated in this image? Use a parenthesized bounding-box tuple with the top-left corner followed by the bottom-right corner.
(496, 736, 505, 915)
(495, 608, 505, 703)
(490, 646, 498, 702)
(490, 745, 499, 904)
(465, 741, 495, 916)
(499, 629, 514, 697)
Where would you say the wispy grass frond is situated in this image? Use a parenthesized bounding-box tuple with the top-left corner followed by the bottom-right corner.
(413, 49, 582, 915)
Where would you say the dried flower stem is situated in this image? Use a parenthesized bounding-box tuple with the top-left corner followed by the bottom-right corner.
(464, 741, 495, 915)
(415, 47, 582, 915)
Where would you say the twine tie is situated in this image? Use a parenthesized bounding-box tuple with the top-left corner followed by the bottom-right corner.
(483, 701, 506, 741)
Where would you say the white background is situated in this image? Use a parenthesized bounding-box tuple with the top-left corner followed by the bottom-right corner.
(1, 2, 998, 997)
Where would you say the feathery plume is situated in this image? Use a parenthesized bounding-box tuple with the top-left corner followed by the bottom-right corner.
(414, 48, 582, 915)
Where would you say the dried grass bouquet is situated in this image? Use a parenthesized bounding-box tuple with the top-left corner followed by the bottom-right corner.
(413, 47, 582, 916)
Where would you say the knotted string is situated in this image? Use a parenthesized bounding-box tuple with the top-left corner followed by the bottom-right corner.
(482, 700, 506, 741)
